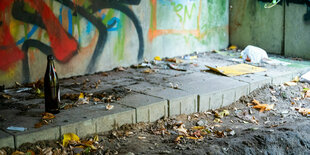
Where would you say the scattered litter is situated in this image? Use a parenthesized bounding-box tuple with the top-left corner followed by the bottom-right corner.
(115, 67, 126, 71)
(75, 93, 89, 105)
(16, 87, 32, 93)
(1, 94, 11, 99)
(7, 126, 27, 132)
(167, 64, 187, 72)
(15, 81, 22, 87)
(106, 104, 114, 110)
(206, 63, 266, 77)
(241, 45, 268, 63)
(213, 118, 223, 123)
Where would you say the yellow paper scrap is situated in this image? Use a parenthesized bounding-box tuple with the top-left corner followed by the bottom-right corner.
(206, 64, 266, 77)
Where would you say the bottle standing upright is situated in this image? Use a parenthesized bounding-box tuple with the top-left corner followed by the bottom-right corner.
(44, 55, 60, 114)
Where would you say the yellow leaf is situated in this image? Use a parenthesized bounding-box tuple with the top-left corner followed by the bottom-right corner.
(253, 104, 274, 112)
(228, 45, 237, 50)
(154, 56, 161, 61)
(79, 93, 84, 99)
(94, 135, 99, 142)
(292, 76, 299, 82)
(106, 104, 114, 110)
(191, 126, 205, 130)
(214, 118, 222, 123)
(63, 133, 80, 147)
(186, 136, 203, 140)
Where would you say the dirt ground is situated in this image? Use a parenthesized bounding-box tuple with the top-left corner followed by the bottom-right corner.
(2, 80, 310, 155)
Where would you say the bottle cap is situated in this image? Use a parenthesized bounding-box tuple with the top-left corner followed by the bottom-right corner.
(47, 55, 54, 60)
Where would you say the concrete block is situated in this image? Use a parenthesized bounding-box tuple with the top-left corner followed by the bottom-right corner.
(233, 74, 272, 92)
(0, 131, 14, 148)
(116, 93, 167, 123)
(126, 82, 197, 117)
(257, 71, 293, 85)
(60, 119, 95, 138)
(14, 126, 60, 148)
(94, 109, 136, 133)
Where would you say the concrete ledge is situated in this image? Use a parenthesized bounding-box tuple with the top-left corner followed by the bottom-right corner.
(0, 131, 14, 148)
(14, 126, 60, 148)
(116, 93, 168, 123)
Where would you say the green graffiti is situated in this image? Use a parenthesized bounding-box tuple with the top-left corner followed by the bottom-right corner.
(102, 9, 115, 25)
(184, 3, 197, 24)
(113, 13, 126, 61)
(23, 3, 35, 14)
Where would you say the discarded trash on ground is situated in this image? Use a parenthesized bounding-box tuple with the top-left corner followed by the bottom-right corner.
(206, 63, 266, 77)
(168, 64, 187, 72)
(295, 107, 310, 116)
(241, 45, 268, 63)
(7, 126, 27, 132)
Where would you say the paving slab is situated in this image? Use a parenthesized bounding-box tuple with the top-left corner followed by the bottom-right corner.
(232, 74, 272, 93)
(126, 82, 197, 116)
(0, 131, 14, 148)
(172, 73, 249, 111)
(116, 92, 167, 123)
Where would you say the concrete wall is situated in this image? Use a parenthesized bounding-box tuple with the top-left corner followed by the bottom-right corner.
(0, 0, 229, 87)
(230, 0, 310, 57)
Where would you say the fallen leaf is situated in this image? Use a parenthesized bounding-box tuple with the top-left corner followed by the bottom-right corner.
(252, 99, 274, 112)
(174, 124, 188, 136)
(94, 135, 99, 142)
(175, 135, 183, 143)
(93, 98, 101, 102)
(34, 122, 43, 128)
(0, 149, 7, 155)
(12, 151, 24, 155)
(284, 81, 297, 86)
(253, 104, 274, 112)
(191, 126, 205, 130)
(15, 82, 22, 87)
(186, 136, 203, 140)
(228, 45, 237, 50)
(154, 56, 161, 61)
(291, 102, 295, 105)
(296, 108, 310, 116)
(63, 133, 80, 147)
(213, 118, 223, 123)
(106, 104, 114, 110)
(292, 76, 299, 82)
(26, 150, 35, 155)
(42, 112, 55, 120)
(116, 67, 126, 71)
(35, 88, 45, 98)
(79, 93, 84, 99)
(214, 130, 225, 138)
(252, 99, 260, 105)
(143, 68, 154, 74)
(1, 94, 11, 99)
(138, 136, 146, 140)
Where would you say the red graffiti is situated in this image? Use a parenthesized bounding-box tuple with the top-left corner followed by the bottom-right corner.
(0, 21, 24, 71)
(25, 0, 78, 62)
(0, 0, 78, 71)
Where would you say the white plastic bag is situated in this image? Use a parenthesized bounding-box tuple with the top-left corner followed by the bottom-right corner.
(241, 45, 268, 63)
(300, 71, 310, 83)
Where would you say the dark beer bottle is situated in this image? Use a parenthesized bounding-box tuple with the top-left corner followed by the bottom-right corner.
(44, 55, 60, 114)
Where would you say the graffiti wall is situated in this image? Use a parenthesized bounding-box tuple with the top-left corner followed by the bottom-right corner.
(0, 0, 229, 87)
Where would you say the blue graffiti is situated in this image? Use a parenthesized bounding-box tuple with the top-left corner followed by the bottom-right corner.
(16, 25, 39, 45)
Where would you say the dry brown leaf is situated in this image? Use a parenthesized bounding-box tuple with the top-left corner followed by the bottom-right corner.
(1, 94, 11, 99)
(252, 99, 260, 105)
(12, 151, 24, 155)
(143, 68, 154, 74)
(93, 98, 101, 102)
(42, 112, 55, 120)
(175, 124, 188, 136)
(175, 136, 183, 143)
(213, 118, 223, 123)
(191, 126, 205, 130)
(253, 104, 274, 112)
